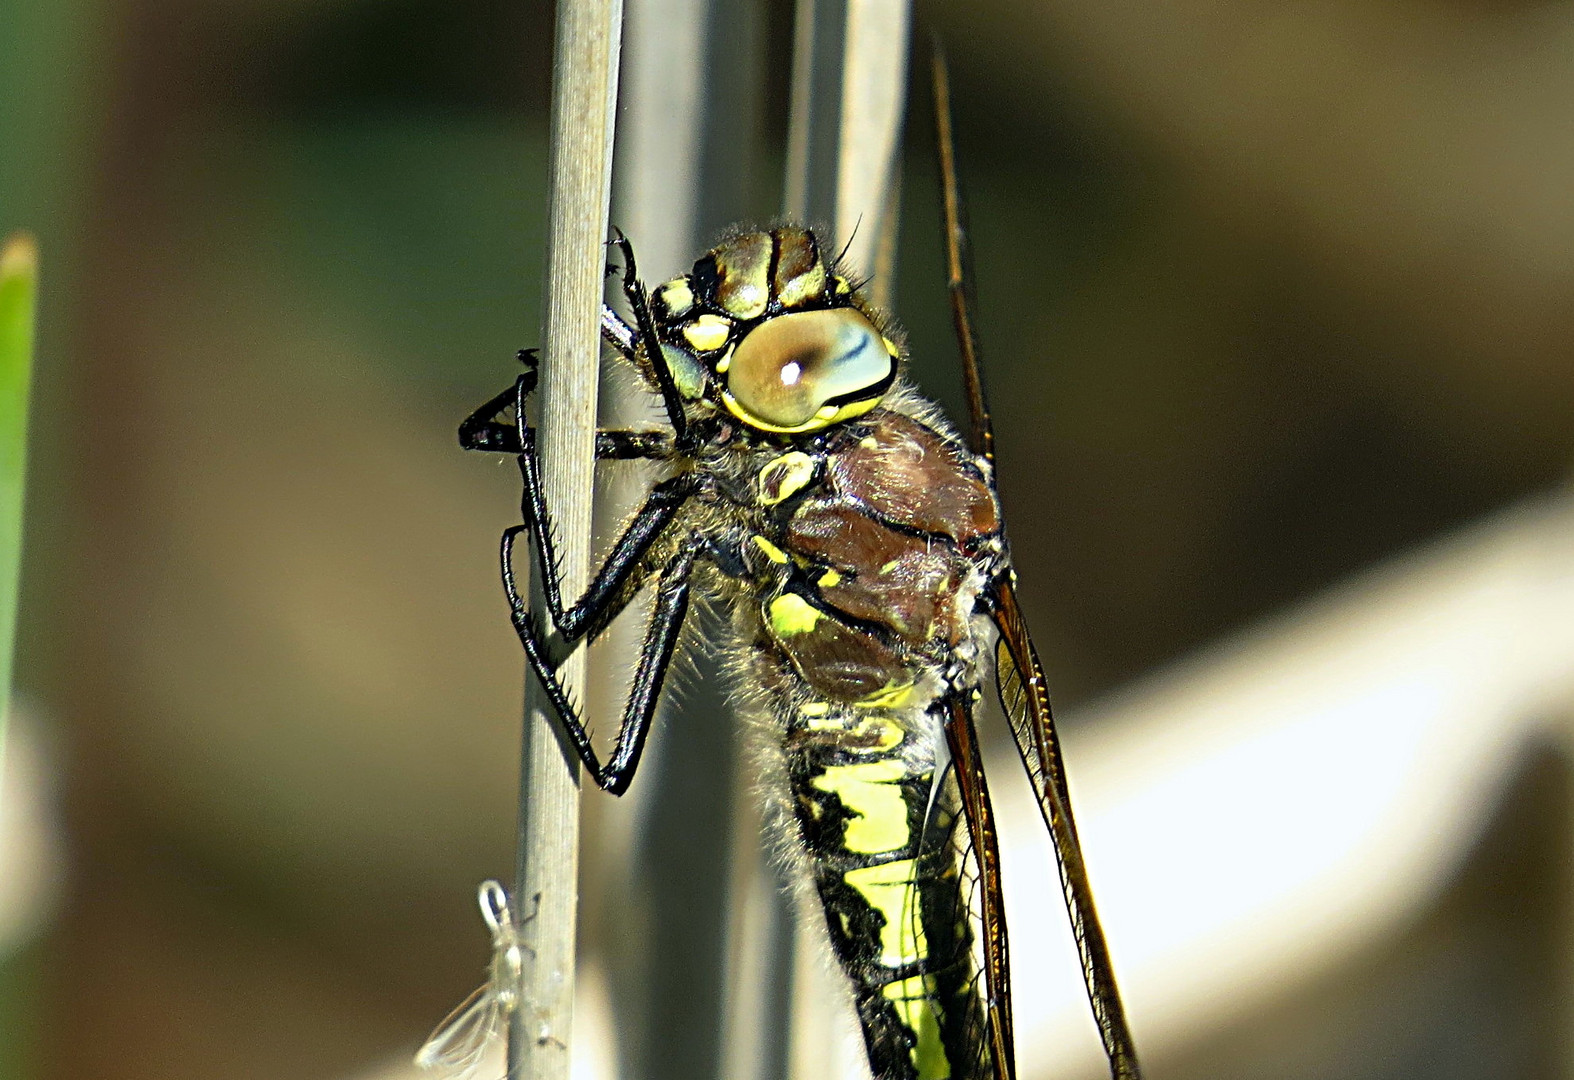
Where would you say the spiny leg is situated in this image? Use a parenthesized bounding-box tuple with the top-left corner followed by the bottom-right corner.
(508, 451, 699, 641)
(458, 362, 674, 460)
(459, 366, 537, 454)
(601, 304, 637, 363)
(609, 228, 693, 450)
(502, 535, 700, 794)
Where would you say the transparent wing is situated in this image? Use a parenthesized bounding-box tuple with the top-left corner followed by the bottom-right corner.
(991, 580, 1141, 1080)
(416, 880, 518, 1079)
(942, 698, 1017, 1080)
(415, 982, 506, 1079)
(905, 759, 999, 1080)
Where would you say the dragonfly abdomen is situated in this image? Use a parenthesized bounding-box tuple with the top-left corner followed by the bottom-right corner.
(783, 703, 990, 1080)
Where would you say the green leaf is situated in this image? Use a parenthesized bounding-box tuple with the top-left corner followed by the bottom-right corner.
(0, 233, 36, 761)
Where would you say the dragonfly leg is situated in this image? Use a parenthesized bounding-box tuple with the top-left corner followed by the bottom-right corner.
(458, 363, 674, 460)
(609, 228, 693, 450)
(459, 369, 536, 454)
(502, 534, 701, 795)
(506, 452, 699, 641)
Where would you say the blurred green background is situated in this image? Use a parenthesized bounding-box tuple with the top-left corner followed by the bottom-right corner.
(2, 1, 1572, 1078)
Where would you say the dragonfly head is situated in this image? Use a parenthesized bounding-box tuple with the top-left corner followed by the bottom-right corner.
(651, 227, 901, 437)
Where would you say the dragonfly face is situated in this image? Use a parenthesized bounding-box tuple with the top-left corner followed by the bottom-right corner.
(646, 229, 900, 435)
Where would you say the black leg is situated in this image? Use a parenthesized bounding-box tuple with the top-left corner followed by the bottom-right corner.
(610, 229, 693, 450)
(459, 372, 536, 454)
(507, 450, 699, 641)
(504, 536, 701, 794)
(601, 304, 638, 364)
(459, 369, 675, 460)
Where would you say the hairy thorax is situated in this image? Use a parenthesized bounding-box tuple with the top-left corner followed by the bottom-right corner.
(713, 406, 1004, 711)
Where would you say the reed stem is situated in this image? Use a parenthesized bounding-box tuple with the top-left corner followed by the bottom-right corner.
(509, 4, 623, 1079)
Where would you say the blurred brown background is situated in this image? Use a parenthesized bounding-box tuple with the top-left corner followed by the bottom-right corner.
(1, 1, 1571, 1078)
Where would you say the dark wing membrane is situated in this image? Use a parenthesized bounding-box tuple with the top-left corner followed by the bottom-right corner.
(942, 698, 1017, 1080)
(991, 581, 1142, 1080)
(930, 46, 995, 465)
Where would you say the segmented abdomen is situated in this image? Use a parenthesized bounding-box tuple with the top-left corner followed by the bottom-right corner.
(784, 701, 988, 1080)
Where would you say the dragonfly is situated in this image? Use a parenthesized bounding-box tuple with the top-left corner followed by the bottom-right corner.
(442, 53, 1141, 1080)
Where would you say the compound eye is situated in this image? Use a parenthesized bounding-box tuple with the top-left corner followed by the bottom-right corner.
(724, 308, 895, 432)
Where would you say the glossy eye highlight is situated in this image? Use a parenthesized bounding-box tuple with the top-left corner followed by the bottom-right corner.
(723, 308, 895, 433)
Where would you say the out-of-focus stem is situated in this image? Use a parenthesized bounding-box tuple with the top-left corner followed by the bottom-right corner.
(0, 234, 37, 785)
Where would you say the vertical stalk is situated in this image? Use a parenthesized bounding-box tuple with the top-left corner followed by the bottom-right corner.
(782, 3, 910, 1077)
(609, 4, 776, 1079)
(0, 234, 36, 784)
(599, 4, 707, 1079)
(512, 4, 623, 1080)
(784, 0, 910, 310)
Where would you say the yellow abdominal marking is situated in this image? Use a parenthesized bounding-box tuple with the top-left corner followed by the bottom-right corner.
(757, 451, 816, 505)
(843, 858, 927, 966)
(817, 568, 842, 587)
(768, 593, 821, 637)
(813, 758, 911, 854)
(879, 559, 901, 574)
(854, 714, 905, 750)
(751, 535, 789, 564)
(682, 314, 731, 352)
(856, 680, 916, 710)
(800, 701, 830, 718)
(883, 976, 951, 1080)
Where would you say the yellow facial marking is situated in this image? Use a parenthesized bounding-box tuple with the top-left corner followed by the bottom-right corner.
(715, 239, 771, 319)
(768, 593, 821, 637)
(657, 279, 694, 317)
(714, 347, 732, 374)
(814, 758, 911, 854)
(757, 451, 816, 505)
(881, 335, 901, 358)
(682, 314, 731, 352)
(721, 284, 767, 320)
(843, 858, 927, 966)
(726, 392, 882, 435)
(659, 343, 707, 400)
(751, 535, 789, 564)
(817, 568, 842, 588)
(776, 262, 826, 308)
(882, 977, 950, 1080)
(832, 275, 851, 295)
